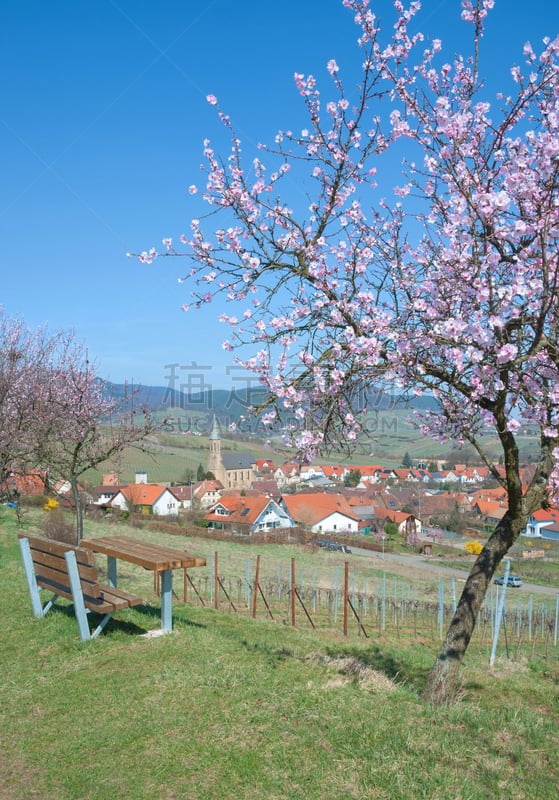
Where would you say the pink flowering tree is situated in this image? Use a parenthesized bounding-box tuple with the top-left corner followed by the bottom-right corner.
(0, 310, 157, 541)
(33, 341, 158, 543)
(0, 311, 68, 505)
(135, 0, 559, 703)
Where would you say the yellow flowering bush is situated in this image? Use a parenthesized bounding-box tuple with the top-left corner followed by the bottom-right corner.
(43, 497, 59, 511)
(464, 540, 483, 555)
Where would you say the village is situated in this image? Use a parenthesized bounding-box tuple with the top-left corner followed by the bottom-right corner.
(9, 416, 553, 549)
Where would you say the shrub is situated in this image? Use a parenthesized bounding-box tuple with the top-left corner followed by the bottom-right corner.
(41, 508, 75, 544)
(43, 497, 59, 511)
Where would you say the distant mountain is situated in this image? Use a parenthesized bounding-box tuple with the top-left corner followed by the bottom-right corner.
(103, 381, 439, 422)
(103, 381, 269, 421)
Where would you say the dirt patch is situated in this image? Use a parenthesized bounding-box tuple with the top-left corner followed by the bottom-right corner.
(311, 654, 397, 692)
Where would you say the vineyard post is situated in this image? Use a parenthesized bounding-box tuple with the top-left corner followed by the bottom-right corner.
(343, 561, 349, 637)
(291, 558, 296, 627)
(214, 551, 219, 610)
(252, 554, 260, 619)
(490, 558, 510, 666)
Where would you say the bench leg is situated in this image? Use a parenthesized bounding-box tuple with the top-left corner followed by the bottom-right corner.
(107, 555, 117, 588)
(160, 569, 173, 633)
(90, 613, 113, 639)
(19, 538, 45, 618)
(64, 550, 91, 641)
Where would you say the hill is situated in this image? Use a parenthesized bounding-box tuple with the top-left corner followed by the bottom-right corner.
(2, 510, 559, 800)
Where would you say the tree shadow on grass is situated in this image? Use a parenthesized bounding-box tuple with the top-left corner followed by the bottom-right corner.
(322, 642, 431, 694)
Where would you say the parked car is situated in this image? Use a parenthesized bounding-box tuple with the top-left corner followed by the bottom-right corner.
(494, 575, 523, 587)
(311, 538, 330, 548)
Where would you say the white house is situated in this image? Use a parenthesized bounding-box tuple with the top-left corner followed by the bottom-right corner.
(205, 495, 295, 533)
(274, 463, 300, 488)
(109, 484, 180, 516)
(282, 493, 361, 534)
(192, 480, 224, 509)
(522, 508, 559, 540)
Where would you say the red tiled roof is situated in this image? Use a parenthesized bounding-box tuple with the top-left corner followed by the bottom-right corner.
(205, 495, 274, 525)
(193, 480, 224, 498)
(282, 493, 360, 525)
(121, 484, 178, 506)
(255, 459, 275, 470)
(372, 507, 417, 524)
(2, 470, 47, 496)
(320, 465, 346, 478)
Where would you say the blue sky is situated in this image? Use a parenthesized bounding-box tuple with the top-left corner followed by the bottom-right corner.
(2, 0, 558, 393)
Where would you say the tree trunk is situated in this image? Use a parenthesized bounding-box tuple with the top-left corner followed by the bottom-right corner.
(422, 512, 521, 705)
(71, 478, 83, 544)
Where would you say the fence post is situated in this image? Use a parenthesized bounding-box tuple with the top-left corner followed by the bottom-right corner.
(333, 567, 340, 623)
(381, 572, 386, 631)
(208, 553, 214, 605)
(312, 570, 317, 613)
(490, 558, 510, 666)
(252, 555, 260, 619)
(554, 594, 559, 647)
(291, 558, 296, 627)
(214, 551, 219, 609)
(245, 559, 251, 608)
(343, 561, 349, 637)
(438, 579, 444, 639)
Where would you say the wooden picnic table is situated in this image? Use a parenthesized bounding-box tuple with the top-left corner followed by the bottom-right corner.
(80, 535, 206, 633)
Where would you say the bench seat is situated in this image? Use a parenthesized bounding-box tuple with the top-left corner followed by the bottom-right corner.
(19, 534, 143, 640)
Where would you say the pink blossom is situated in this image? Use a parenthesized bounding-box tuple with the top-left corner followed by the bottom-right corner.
(327, 59, 339, 76)
(496, 344, 518, 364)
(506, 418, 521, 433)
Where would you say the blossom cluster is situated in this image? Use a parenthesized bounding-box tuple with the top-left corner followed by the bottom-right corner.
(135, 0, 559, 501)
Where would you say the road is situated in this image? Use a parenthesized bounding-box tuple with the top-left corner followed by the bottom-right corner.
(348, 544, 559, 598)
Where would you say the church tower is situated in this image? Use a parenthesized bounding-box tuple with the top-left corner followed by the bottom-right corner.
(207, 416, 226, 484)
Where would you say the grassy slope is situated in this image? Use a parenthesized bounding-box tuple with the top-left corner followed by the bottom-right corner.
(2, 507, 559, 800)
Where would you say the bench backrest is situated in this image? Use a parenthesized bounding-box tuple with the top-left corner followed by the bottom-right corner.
(18, 533, 102, 603)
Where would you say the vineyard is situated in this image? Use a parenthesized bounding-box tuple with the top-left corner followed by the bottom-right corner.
(152, 550, 559, 665)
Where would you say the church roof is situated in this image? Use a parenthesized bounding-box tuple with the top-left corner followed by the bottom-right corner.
(222, 452, 255, 470)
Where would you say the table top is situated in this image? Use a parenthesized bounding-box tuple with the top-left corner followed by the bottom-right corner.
(80, 535, 207, 571)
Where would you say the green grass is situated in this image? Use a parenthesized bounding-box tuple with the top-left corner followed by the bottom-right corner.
(3, 507, 559, 800)
(440, 551, 559, 588)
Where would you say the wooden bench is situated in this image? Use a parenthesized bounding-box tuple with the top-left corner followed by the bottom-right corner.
(19, 534, 144, 641)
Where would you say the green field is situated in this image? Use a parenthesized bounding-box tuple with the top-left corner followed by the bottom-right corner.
(87, 404, 540, 487)
(3, 506, 559, 800)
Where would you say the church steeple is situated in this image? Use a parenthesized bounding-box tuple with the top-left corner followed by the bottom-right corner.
(207, 415, 225, 483)
(209, 415, 221, 441)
